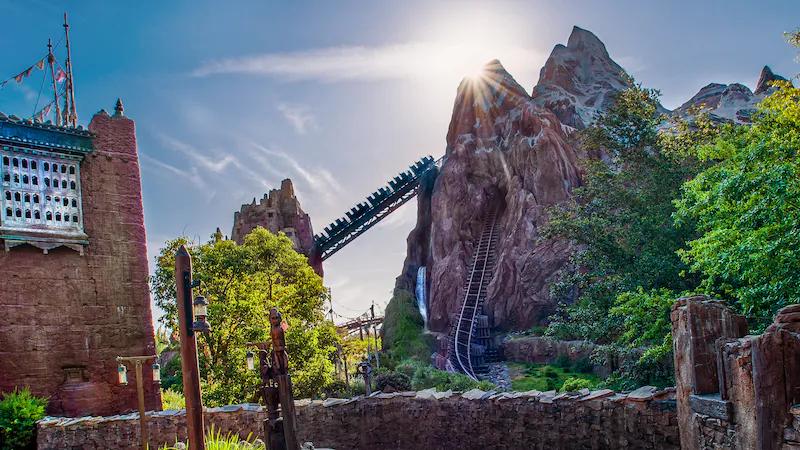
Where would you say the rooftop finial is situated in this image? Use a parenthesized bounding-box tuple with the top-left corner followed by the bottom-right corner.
(114, 98, 124, 117)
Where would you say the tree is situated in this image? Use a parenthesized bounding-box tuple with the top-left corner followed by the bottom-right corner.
(543, 81, 722, 386)
(151, 228, 339, 405)
(675, 82, 800, 329)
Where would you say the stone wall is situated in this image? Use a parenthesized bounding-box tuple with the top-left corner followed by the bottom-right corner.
(0, 105, 160, 417)
(671, 296, 800, 450)
(38, 388, 679, 450)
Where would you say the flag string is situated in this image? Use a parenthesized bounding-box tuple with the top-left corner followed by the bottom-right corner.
(0, 53, 49, 90)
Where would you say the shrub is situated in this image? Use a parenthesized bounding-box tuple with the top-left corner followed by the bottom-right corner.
(381, 289, 434, 364)
(560, 377, 595, 392)
(161, 389, 185, 411)
(375, 372, 412, 392)
(0, 387, 47, 450)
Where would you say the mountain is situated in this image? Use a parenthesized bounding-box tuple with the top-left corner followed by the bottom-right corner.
(675, 66, 789, 124)
(530, 26, 632, 129)
(390, 26, 790, 342)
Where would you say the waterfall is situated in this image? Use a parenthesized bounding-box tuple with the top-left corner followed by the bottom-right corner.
(415, 266, 428, 330)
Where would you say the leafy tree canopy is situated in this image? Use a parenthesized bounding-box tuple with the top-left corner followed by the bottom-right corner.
(675, 82, 800, 329)
(151, 228, 339, 404)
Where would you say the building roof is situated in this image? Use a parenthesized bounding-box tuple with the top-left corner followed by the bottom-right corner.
(0, 112, 93, 155)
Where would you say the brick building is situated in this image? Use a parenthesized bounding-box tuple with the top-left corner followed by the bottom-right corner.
(0, 101, 161, 416)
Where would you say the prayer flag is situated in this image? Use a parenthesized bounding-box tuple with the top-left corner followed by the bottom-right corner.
(35, 59, 45, 70)
(55, 68, 66, 83)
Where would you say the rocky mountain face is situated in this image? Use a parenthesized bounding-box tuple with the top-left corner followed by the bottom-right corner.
(231, 178, 321, 274)
(393, 26, 790, 336)
(530, 26, 631, 129)
(675, 66, 787, 124)
(397, 56, 582, 333)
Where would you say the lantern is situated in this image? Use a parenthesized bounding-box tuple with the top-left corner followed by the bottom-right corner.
(117, 364, 128, 385)
(152, 363, 161, 383)
(192, 295, 210, 333)
(246, 350, 255, 371)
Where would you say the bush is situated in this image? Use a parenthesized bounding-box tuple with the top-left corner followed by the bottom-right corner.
(560, 377, 594, 392)
(322, 379, 366, 399)
(375, 372, 412, 392)
(161, 389, 185, 411)
(0, 387, 47, 450)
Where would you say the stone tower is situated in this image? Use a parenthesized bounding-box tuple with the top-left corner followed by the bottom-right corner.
(0, 102, 160, 416)
(231, 178, 321, 275)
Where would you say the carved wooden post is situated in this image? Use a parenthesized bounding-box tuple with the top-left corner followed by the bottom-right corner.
(175, 245, 206, 450)
(270, 308, 300, 450)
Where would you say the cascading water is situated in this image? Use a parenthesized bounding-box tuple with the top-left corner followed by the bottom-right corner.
(415, 266, 428, 330)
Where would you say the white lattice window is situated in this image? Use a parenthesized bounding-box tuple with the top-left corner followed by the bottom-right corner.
(0, 149, 84, 235)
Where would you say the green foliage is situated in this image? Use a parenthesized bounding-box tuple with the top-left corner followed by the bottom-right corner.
(381, 289, 434, 364)
(390, 359, 493, 391)
(509, 363, 598, 392)
(542, 80, 725, 387)
(151, 228, 338, 405)
(375, 372, 412, 392)
(161, 389, 185, 411)
(560, 377, 595, 392)
(162, 427, 265, 449)
(675, 82, 800, 329)
(160, 355, 183, 394)
(0, 387, 47, 450)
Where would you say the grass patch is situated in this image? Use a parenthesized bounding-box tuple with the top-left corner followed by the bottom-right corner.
(508, 363, 600, 392)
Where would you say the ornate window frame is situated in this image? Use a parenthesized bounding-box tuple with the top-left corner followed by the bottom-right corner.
(0, 116, 93, 254)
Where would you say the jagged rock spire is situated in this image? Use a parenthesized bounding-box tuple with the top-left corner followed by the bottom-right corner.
(754, 65, 787, 95)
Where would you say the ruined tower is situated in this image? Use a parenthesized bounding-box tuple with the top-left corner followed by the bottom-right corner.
(0, 102, 160, 416)
(231, 178, 322, 275)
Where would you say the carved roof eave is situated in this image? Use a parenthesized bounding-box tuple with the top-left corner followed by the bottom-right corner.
(1, 232, 89, 255)
(0, 117, 93, 159)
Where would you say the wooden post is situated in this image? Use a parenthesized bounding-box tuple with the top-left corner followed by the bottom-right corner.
(117, 356, 156, 450)
(175, 245, 206, 450)
(134, 361, 147, 450)
(270, 308, 300, 450)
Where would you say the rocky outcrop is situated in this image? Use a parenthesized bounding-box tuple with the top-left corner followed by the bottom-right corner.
(675, 65, 790, 124)
(671, 297, 800, 450)
(231, 178, 321, 274)
(399, 56, 582, 333)
(531, 26, 632, 129)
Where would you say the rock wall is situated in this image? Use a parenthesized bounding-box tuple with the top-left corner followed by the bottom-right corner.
(38, 388, 679, 450)
(0, 107, 160, 416)
(671, 296, 800, 450)
(230, 178, 320, 274)
(418, 58, 582, 333)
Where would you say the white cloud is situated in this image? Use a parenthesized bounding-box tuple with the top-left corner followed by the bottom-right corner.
(277, 103, 316, 134)
(248, 143, 343, 207)
(140, 153, 207, 191)
(193, 42, 541, 85)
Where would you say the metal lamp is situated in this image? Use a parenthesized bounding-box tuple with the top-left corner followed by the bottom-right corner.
(152, 363, 161, 383)
(117, 364, 128, 385)
(246, 350, 255, 371)
(192, 294, 211, 334)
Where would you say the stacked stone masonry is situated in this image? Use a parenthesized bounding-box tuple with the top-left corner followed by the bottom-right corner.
(38, 388, 679, 450)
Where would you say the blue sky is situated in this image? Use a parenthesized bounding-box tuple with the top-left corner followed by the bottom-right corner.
(1, 1, 797, 324)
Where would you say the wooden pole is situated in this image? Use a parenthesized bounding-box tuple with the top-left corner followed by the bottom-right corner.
(175, 245, 206, 450)
(46, 39, 61, 126)
(117, 356, 156, 450)
(62, 13, 77, 126)
(135, 361, 147, 450)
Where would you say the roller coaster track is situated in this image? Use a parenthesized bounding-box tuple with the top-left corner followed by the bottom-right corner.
(313, 155, 442, 261)
(450, 204, 499, 381)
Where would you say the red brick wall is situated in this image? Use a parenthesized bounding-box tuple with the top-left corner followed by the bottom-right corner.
(0, 109, 161, 416)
